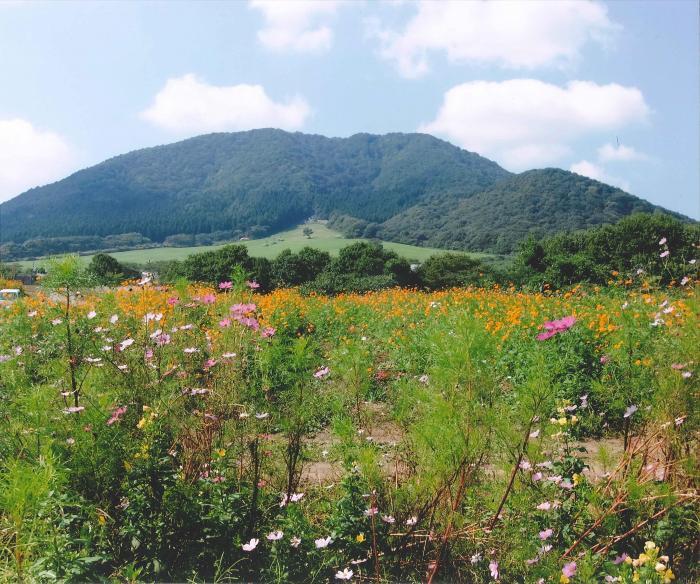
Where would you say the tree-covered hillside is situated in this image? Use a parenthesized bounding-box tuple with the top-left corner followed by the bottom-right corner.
(0, 130, 509, 246)
(377, 169, 681, 253)
(0, 130, 689, 260)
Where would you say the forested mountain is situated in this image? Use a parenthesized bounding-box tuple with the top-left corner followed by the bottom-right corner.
(0, 129, 687, 259)
(0, 130, 508, 246)
(377, 169, 677, 253)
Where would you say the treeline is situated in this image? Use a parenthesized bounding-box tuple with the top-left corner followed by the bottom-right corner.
(80, 214, 696, 293)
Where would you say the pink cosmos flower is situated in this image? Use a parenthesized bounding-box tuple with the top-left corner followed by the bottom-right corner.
(267, 530, 283, 541)
(107, 405, 127, 425)
(382, 515, 396, 523)
(219, 318, 232, 328)
(261, 326, 276, 338)
(335, 568, 353, 580)
(315, 536, 332, 548)
(489, 560, 499, 580)
(406, 516, 417, 526)
(118, 338, 135, 351)
(230, 303, 256, 315)
(242, 538, 259, 551)
(682, 371, 692, 378)
(536, 316, 576, 341)
(167, 296, 179, 306)
(660, 250, 670, 258)
(562, 562, 577, 578)
(290, 536, 302, 548)
(155, 333, 171, 346)
(613, 553, 629, 564)
(600, 355, 609, 364)
(532, 472, 543, 482)
(539, 528, 553, 540)
(659, 237, 667, 245)
(87, 311, 97, 319)
(183, 347, 199, 354)
(247, 281, 260, 290)
(218, 281, 233, 290)
(314, 366, 330, 379)
(364, 507, 378, 517)
(536, 501, 552, 511)
(200, 294, 216, 305)
(0, 355, 12, 363)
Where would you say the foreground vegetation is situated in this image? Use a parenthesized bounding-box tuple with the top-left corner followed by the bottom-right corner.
(0, 238, 697, 582)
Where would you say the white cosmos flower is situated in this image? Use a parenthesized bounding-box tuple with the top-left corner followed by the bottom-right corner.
(335, 567, 353, 580)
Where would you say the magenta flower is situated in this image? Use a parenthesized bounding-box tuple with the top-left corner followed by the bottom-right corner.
(261, 326, 276, 338)
(155, 333, 171, 346)
(562, 562, 577, 578)
(167, 296, 179, 306)
(107, 405, 127, 426)
(247, 280, 260, 290)
(660, 250, 670, 258)
(539, 528, 553, 540)
(613, 553, 628, 564)
(218, 281, 233, 290)
(314, 366, 330, 379)
(219, 318, 232, 328)
(536, 316, 576, 341)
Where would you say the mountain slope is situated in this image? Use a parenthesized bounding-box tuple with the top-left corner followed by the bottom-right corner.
(0, 129, 510, 245)
(0, 130, 687, 260)
(378, 169, 681, 253)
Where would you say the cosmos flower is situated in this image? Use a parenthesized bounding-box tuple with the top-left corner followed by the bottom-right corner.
(335, 568, 353, 580)
(659, 237, 667, 245)
(314, 366, 330, 379)
(660, 250, 670, 258)
(63, 406, 85, 414)
(119, 338, 135, 351)
(536, 316, 576, 341)
(247, 281, 260, 290)
(562, 561, 577, 578)
(290, 536, 302, 548)
(87, 311, 97, 319)
(261, 327, 276, 338)
(623, 405, 638, 418)
(315, 536, 332, 548)
(489, 560, 499, 580)
(267, 530, 283, 541)
(241, 538, 259, 551)
(405, 516, 417, 526)
(218, 281, 233, 290)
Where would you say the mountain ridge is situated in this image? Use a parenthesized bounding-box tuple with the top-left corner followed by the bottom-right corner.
(0, 129, 687, 257)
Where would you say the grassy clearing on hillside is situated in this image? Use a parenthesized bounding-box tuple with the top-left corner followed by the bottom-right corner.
(10, 222, 496, 270)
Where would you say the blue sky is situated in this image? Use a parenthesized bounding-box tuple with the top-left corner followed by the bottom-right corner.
(0, 0, 697, 218)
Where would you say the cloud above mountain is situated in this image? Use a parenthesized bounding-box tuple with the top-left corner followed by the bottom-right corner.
(371, 0, 616, 78)
(141, 74, 311, 136)
(0, 119, 75, 203)
(249, 0, 344, 53)
(420, 79, 650, 169)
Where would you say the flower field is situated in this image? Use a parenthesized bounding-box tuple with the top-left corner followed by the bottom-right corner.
(0, 262, 697, 583)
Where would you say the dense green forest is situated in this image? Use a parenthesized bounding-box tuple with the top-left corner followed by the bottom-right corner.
(1, 130, 687, 261)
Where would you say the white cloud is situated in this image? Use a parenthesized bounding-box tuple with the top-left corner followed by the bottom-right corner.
(0, 118, 75, 203)
(249, 0, 343, 53)
(419, 79, 650, 169)
(570, 159, 630, 191)
(141, 74, 311, 135)
(597, 142, 647, 162)
(373, 0, 616, 78)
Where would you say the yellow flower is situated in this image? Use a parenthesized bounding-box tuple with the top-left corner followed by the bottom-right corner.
(97, 513, 106, 526)
(632, 571, 640, 582)
(572, 473, 581, 486)
(560, 575, 570, 584)
(356, 534, 365, 543)
(558, 417, 568, 426)
(215, 448, 226, 457)
(662, 568, 675, 582)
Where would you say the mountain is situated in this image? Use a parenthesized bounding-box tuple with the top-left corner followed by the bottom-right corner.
(0, 130, 509, 245)
(0, 129, 685, 259)
(378, 168, 675, 253)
